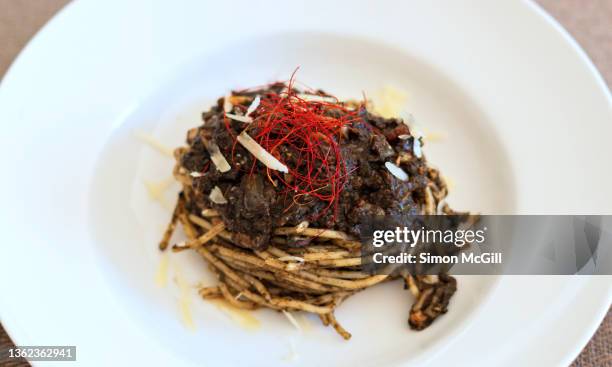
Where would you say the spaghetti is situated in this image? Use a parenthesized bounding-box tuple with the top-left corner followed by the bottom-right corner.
(159, 77, 460, 339)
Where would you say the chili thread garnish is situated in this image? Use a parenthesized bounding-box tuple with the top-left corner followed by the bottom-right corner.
(229, 72, 362, 219)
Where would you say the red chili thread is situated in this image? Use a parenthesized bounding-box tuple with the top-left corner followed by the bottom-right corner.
(234, 72, 363, 219)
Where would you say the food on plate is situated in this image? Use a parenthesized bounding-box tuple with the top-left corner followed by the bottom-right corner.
(159, 75, 462, 339)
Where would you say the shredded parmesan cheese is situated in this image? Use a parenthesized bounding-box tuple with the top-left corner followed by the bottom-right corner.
(274, 227, 349, 240)
(174, 266, 196, 331)
(134, 130, 174, 157)
(190, 171, 203, 177)
(209, 186, 228, 204)
(296, 221, 309, 233)
(282, 310, 303, 333)
(223, 94, 232, 113)
(285, 262, 301, 271)
(204, 141, 231, 173)
(385, 162, 409, 181)
(225, 113, 253, 123)
(423, 131, 446, 143)
(296, 313, 312, 332)
(373, 85, 408, 118)
(296, 94, 336, 103)
(413, 138, 422, 158)
(246, 95, 260, 116)
(155, 252, 169, 287)
(143, 177, 175, 211)
(143, 177, 173, 201)
(200, 208, 219, 217)
(211, 299, 261, 330)
(237, 131, 289, 173)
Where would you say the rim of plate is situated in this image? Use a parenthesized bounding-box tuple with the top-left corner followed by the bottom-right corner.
(0, 0, 610, 366)
(526, 0, 611, 363)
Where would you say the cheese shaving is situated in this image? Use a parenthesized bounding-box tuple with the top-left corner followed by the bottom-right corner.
(134, 130, 174, 157)
(413, 138, 422, 158)
(385, 162, 409, 181)
(225, 113, 253, 123)
(155, 252, 169, 287)
(423, 131, 446, 143)
(282, 310, 303, 333)
(190, 172, 203, 177)
(143, 177, 175, 211)
(143, 177, 173, 201)
(209, 186, 228, 204)
(211, 299, 261, 330)
(237, 131, 289, 173)
(204, 141, 231, 172)
(297, 94, 337, 103)
(296, 313, 312, 331)
(246, 95, 260, 116)
(223, 94, 233, 113)
(373, 85, 408, 118)
(296, 221, 309, 233)
(285, 262, 301, 271)
(174, 266, 196, 331)
(200, 208, 219, 217)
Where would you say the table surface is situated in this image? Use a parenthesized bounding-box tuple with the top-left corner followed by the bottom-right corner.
(0, 1, 610, 366)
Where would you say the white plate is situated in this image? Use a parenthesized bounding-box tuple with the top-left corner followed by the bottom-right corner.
(0, 0, 610, 366)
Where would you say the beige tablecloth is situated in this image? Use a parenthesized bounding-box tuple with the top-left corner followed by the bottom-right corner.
(0, 1, 610, 366)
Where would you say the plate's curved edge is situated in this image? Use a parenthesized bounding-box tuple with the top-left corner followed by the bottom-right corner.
(525, 0, 612, 102)
(559, 279, 612, 367)
(0, 1, 610, 366)
(0, 0, 74, 88)
(522, 2, 612, 364)
(0, 0, 78, 351)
